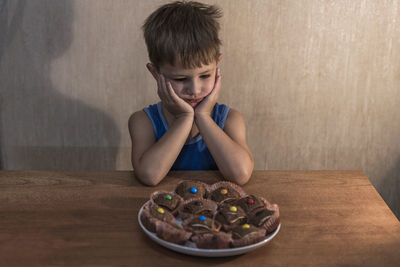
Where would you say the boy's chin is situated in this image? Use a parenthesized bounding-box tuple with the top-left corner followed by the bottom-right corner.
(188, 102, 200, 108)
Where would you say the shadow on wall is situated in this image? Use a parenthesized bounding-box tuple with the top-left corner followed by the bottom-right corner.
(0, 0, 120, 170)
(379, 158, 400, 220)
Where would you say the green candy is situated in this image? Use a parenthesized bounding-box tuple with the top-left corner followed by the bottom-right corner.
(165, 194, 172, 200)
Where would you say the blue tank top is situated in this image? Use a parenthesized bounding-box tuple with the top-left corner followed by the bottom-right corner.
(143, 102, 230, 170)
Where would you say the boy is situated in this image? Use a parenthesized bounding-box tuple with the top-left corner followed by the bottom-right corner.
(129, 1, 254, 186)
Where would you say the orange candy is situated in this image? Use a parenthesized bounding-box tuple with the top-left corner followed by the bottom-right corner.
(220, 188, 228, 195)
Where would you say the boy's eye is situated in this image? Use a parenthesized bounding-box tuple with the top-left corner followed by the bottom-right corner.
(173, 75, 210, 82)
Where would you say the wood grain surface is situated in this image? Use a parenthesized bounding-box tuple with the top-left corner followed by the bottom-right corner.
(1, 0, 400, 220)
(0, 170, 398, 266)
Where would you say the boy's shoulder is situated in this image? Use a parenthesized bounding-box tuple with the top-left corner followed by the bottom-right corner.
(226, 107, 243, 121)
(224, 107, 246, 133)
(128, 109, 157, 145)
(129, 109, 146, 123)
(128, 109, 152, 130)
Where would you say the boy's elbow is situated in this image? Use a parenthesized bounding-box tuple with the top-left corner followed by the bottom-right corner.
(141, 178, 160, 187)
(235, 171, 251, 186)
(229, 166, 253, 186)
(134, 168, 164, 187)
(238, 159, 255, 185)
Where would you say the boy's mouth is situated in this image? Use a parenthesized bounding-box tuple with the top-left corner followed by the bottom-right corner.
(185, 98, 204, 104)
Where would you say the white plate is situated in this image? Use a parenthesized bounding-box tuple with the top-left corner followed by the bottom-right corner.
(138, 201, 281, 257)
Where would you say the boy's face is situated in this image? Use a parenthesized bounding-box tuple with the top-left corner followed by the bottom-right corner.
(158, 60, 218, 108)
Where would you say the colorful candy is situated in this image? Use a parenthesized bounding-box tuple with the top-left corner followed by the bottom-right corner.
(190, 187, 198, 194)
(165, 194, 172, 200)
(242, 223, 250, 229)
(247, 198, 254, 204)
(220, 188, 228, 195)
(199, 216, 207, 221)
(229, 206, 237, 212)
(157, 207, 165, 214)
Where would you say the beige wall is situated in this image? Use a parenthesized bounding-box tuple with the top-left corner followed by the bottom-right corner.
(1, 0, 399, 218)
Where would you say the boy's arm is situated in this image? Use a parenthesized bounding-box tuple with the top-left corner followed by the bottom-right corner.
(194, 68, 253, 185)
(195, 109, 254, 185)
(129, 67, 195, 186)
(129, 111, 193, 186)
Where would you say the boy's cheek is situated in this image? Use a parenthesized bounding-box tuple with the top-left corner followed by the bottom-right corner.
(169, 81, 183, 94)
(208, 80, 216, 90)
(166, 79, 177, 90)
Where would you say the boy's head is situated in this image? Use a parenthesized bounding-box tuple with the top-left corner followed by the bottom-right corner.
(142, 1, 222, 69)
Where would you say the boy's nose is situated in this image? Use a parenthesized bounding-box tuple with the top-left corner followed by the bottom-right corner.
(187, 80, 201, 96)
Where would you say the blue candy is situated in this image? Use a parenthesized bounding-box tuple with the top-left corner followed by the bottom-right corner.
(190, 187, 198, 194)
(199, 216, 207, 221)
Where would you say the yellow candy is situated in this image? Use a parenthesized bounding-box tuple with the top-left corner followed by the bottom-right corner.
(242, 224, 250, 229)
(229, 206, 237, 212)
(157, 207, 165, 214)
(220, 188, 228, 195)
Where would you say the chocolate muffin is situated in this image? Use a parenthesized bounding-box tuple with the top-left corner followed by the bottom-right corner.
(235, 195, 267, 214)
(140, 202, 176, 233)
(231, 223, 266, 248)
(175, 180, 209, 200)
(182, 215, 221, 235)
(191, 231, 232, 249)
(150, 190, 183, 215)
(155, 220, 192, 245)
(208, 181, 246, 204)
(248, 203, 280, 234)
(178, 198, 217, 220)
(215, 203, 247, 231)
(140, 180, 281, 249)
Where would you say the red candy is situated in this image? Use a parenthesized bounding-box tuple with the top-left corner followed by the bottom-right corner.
(247, 198, 254, 204)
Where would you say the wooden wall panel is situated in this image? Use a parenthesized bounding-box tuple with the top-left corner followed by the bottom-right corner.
(1, 0, 399, 218)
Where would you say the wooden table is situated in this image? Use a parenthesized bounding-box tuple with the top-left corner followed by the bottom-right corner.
(0, 170, 399, 266)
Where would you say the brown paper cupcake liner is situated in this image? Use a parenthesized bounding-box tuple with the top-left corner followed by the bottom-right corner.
(207, 181, 247, 205)
(214, 203, 248, 232)
(248, 203, 280, 234)
(178, 197, 218, 220)
(155, 220, 192, 245)
(230, 228, 266, 248)
(191, 231, 232, 249)
(262, 204, 280, 234)
(208, 181, 247, 197)
(140, 202, 176, 233)
(174, 180, 210, 200)
(181, 214, 222, 234)
(150, 190, 183, 215)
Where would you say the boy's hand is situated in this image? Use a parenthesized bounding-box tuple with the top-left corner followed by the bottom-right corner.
(157, 74, 194, 119)
(194, 68, 221, 117)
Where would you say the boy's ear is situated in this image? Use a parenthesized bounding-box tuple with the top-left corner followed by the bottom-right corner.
(146, 63, 159, 80)
(217, 54, 223, 64)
